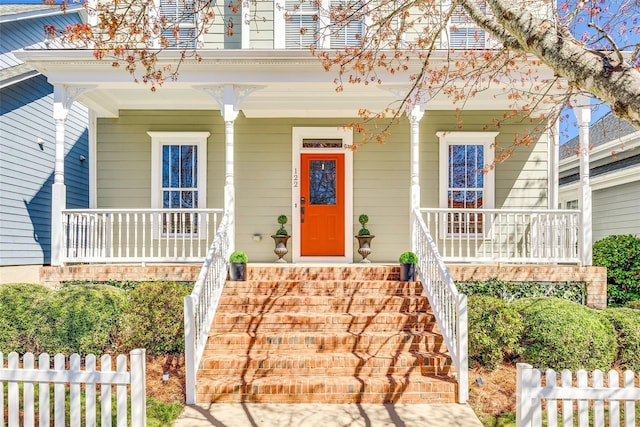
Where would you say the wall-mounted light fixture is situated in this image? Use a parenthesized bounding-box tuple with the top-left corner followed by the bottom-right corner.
(79, 155, 87, 162)
(36, 138, 45, 147)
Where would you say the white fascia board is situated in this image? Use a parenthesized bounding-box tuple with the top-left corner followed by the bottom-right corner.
(560, 163, 640, 193)
(0, 5, 84, 23)
(559, 131, 640, 172)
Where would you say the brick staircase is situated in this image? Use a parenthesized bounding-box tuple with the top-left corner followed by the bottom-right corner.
(196, 265, 458, 404)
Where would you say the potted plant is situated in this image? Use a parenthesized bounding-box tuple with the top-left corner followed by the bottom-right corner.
(399, 251, 418, 281)
(229, 250, 248, 281)
(355, 214, 375, 263)
(271, 214, 291, 263)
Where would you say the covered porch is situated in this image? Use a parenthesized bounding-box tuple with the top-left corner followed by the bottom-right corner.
(16, 48, 595, 269)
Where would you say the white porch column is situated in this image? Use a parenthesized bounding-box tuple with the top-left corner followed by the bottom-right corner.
(198, 85, 263, 252)
(573, 99, 592, 266)
(50, 85, 94, 266)
(408, 105, 424, 251)
(548, 117, 560, 210)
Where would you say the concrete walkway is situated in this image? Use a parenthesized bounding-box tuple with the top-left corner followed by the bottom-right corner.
(173, 403, 484, 427)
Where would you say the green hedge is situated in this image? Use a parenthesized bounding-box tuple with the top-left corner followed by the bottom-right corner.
(601, 308, 640, 371)
(467, 295, 523, 369)
(40, 285, 126, 355)
(593, 234, 640, 306)
(512, 298, 617, 371)
(0, 284, 52, 353)
(119, 282, 191, 355)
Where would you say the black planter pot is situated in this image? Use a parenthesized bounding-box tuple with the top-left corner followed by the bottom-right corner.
(229, 262, 247, 281)
(399, 263, 416, 282)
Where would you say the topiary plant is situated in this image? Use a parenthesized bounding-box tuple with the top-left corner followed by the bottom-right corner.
(593, 234, 640, 306)
(276, 214, 289, 236)
(399, 251, 418, 264)
(512, 298, 617, 371)
(468, 295, 524, 369)
(229, 250, 248, 264)
(357, 214, 371, 236)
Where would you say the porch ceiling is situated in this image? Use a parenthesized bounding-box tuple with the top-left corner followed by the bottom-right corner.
(17, 48, 561, 118)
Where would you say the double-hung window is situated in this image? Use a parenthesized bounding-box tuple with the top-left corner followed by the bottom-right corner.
(155, 0, 200, 49)
(280, 0, 363, 49)
(149, 132, 209, 235)
(442, 0, 492, 49)
(438, 132, 497, 235)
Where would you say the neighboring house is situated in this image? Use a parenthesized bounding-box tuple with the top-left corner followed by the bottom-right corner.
(559, 112, 640, 242)
(0, 4, 89, 270)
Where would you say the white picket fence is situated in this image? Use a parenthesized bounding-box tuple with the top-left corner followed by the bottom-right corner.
(517, 363, 640, 427)
(0, 349, 146, 427)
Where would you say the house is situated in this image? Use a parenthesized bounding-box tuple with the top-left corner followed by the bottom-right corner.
(559, 112, 640, 242)
(15, 0, 607, 406)
(0, 3, 89, 282)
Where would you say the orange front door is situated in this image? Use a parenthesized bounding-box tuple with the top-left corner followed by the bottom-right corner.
(300, 153, 345, 256)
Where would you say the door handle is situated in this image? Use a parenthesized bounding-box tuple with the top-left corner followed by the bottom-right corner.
(301, 206, 305, 223)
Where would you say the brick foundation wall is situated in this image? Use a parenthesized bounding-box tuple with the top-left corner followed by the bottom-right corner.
(447, 264, 607, 309)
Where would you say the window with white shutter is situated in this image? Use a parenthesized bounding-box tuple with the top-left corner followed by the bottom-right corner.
(282, 0, 363, 49)
(158, 0, 199, 48)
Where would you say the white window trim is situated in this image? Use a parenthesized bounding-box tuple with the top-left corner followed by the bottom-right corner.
(150, 0, 203, 49)
(292, 127, 353, 263)
(148, 131, 209, 210)
(275, 0, 363, 49)
(437, 131, 497, 237)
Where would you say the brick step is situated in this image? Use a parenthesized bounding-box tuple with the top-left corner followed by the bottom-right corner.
(211, 312, 437, 333)
(200, 351, 454, 378)
(242, 266, 402, 282)
(196, 374, 457, 404)
(204, 331, 447, 354)
(224, 280, 424, 296)
(216, 295, 430, 313)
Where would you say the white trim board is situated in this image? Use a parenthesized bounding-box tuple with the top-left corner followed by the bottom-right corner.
(291, 127, 354, 263)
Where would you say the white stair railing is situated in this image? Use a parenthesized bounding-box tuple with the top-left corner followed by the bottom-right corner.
(412, 208, 469, 403)
(184, 211, 232, 404)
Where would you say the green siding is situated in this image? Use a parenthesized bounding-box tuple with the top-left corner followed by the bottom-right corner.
(592, 181, 640, 241)
(420, 110, 549, 209)
(97, 110, 548, 262)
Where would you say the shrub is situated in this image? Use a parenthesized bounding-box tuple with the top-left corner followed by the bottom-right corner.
(601, 308, 640, 371)
(229, 251, 248, 263)
(119, 282, 191, 355)
(456, 278, 586, 304)
(593, 234, 640, 306)
(40, 285, 126, 355)
(468, 296, 523, 369)
(399, 251, 418, 264)
(512, 298, 617, 371)
(0, 284, 51, 353)
(625, 300, 640, 310)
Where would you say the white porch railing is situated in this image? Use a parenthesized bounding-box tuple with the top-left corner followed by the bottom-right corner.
(516, 363, 639, 427)
(420, 208, 581, 264)
(184, 211, 232, 405)
(412, 208, 468, 403)
(62, 208, 223, 263)
(0, 349, 146, 427)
